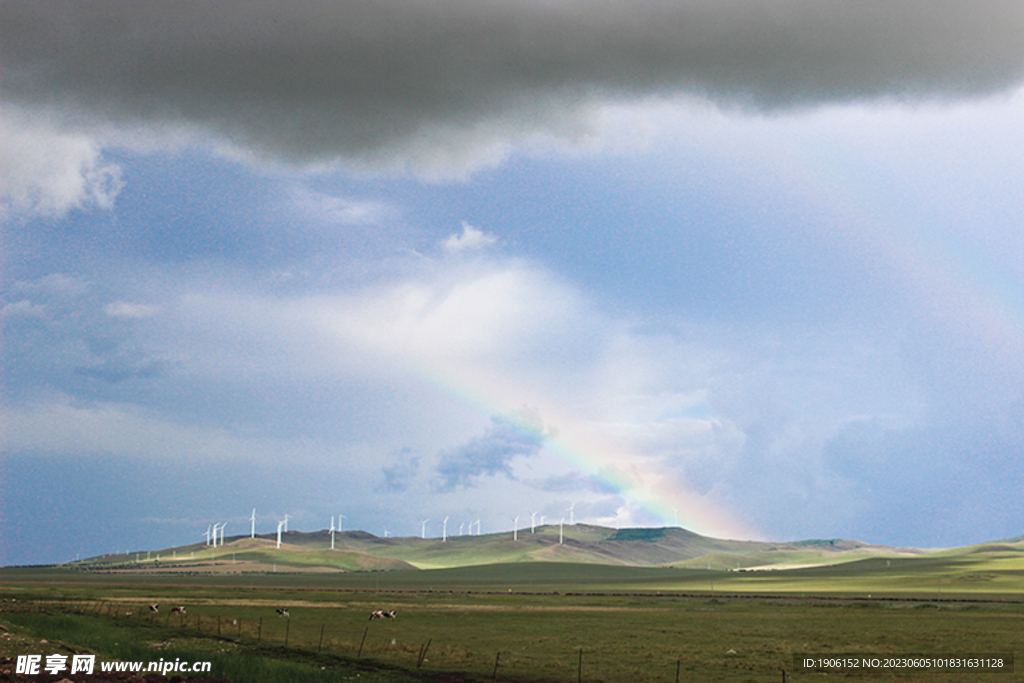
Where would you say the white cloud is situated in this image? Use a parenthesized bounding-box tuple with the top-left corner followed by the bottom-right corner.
(442, 222, 498, 253)
(0, 110, 123, 220)
(288, 186, 394, 226)
(12, 273, 90, 297)
(0, 394, 260, 461)
(1, 300, 48, 319)
(104, 301, 159, 320)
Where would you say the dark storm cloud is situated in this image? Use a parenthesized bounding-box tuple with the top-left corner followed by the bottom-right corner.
(3, 1, 1023, 169)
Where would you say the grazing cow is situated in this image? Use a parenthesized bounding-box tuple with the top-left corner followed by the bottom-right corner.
(370, 610, 396, 620)
(276, 608, 290, 617)
(149, 604, 159, 614)
(170, 606, 186, 615)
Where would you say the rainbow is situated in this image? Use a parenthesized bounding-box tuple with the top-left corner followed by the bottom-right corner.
(402, 358, 757, 541)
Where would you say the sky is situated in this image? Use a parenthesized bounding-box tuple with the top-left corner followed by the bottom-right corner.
(2, 1, 1024, 566)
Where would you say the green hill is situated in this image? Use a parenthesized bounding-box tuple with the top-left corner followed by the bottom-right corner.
(69, 524, 934, 574)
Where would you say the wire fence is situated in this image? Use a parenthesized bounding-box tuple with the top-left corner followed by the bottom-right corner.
(4, 599, 801, 682)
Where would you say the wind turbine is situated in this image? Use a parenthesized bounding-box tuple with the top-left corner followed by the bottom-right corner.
(567, 502, 575, 525)
(219, 522, 226, 547)
(442, 516, 449, 542)
(459, 522, 465, 536)
(540, 515, 546, 527)
(338, 514, 346, 532)
(283, 514, 289, 533)
(559, 518, 564, 544)
(205, 525, 212, 546)
(421, 519, 429, 539)
(476, 519, 481, 535)
(330, 516, 336, 550)
(276, 519, 285, 549)
(511, 516, 520, 541)
(210, 523, 221, 548)
(250, 509, 256, 538)
(530, 511, 537, 533)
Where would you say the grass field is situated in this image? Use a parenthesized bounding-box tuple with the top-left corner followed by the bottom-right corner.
(2, 552, 1022, 682)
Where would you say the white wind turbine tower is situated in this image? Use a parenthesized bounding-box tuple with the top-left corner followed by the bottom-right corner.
(567, 502, 575, 525)
(330, 516, 336, 551)
(250, 509, 256, 539)
(511, 515, 520, 541)
(283, 514, 290, 533)
(219, 522, 227, 547)
(276, 519, 285, 549)
(339, 514, 346, 532)
(476, 519, 481, 535)
(559, 518, 564, 544)
(540, 515, 546, 527)
(421, 519, 430, 539)
(459, 522, 465, 536)
(442, 516, 449, 542)
(210, 523, 221, 548)
(205, 524, 212, 546)
(530, 511, 538, 533)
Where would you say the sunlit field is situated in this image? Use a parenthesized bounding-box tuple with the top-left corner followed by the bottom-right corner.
(2, 555, 1021, 682)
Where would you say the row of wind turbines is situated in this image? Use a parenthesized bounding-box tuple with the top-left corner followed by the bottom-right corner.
(204, 500, 684, 551)
(205, 509, 351, 551)
(424, 503, 582, 545)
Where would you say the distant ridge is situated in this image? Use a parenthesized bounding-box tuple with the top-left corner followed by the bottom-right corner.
(68, 524, 939, 574)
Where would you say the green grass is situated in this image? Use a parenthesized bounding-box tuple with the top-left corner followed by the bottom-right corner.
(68, 524, 938, 573)
(3, 548, 1024, 683)
(2, 587, 1021, 683)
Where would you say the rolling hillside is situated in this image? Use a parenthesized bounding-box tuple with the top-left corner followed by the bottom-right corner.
(69, 524, 934, 574)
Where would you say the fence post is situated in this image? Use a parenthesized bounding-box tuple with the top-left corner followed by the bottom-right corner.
(285, 619, 290, 647)
(258, 617, 263, 643)
(492, 651, 500, 682)
(417, 639, 432, 668)
(578, 648, 582, 683)
(318, 624, 325, 652)
(356, 626, 368, 659)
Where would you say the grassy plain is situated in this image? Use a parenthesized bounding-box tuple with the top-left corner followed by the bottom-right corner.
(2, 550, 1022, 682)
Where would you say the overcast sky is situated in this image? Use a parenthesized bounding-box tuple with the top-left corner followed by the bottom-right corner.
(3, 1, 1024, 566)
